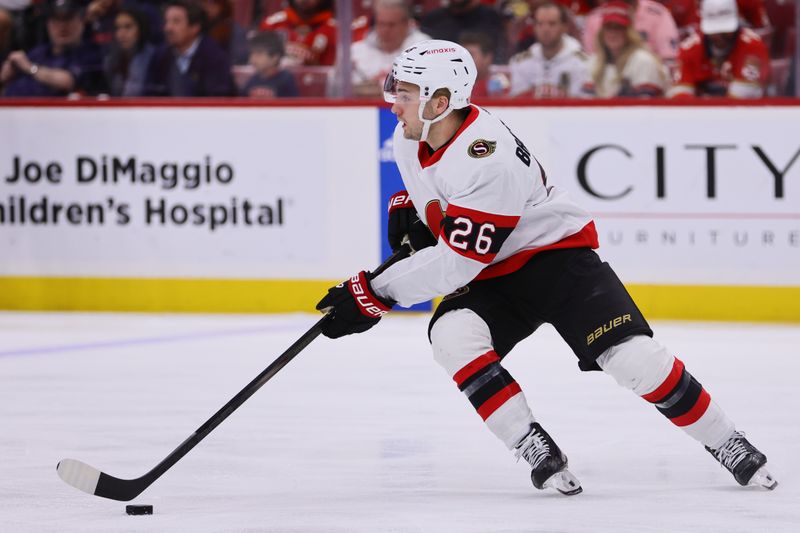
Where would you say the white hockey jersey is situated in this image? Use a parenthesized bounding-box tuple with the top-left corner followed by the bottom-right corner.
(371, 106, 598, 308)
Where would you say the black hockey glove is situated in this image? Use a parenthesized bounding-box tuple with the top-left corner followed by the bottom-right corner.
(387, 190, 437, 253)
(316, 271, 396, 339)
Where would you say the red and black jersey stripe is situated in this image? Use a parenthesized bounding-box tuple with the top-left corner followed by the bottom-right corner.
(453, 351, 521, 421)
(642, 357, 711, 427)
(440, 204, 519, 264)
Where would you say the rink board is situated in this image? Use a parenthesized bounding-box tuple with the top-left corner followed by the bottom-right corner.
(0, 102, 798, 321)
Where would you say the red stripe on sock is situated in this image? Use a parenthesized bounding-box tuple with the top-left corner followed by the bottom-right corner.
(477, 382, 522, 421)
(642, 358, 685, 403)
(670, 388, 711, 427)
(453, 351, 500, 387)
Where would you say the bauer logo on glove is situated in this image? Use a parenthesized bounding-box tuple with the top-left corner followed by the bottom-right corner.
(316, 271, 395, 338)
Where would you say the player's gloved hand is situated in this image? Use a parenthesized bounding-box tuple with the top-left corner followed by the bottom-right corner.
(387, 190, 437, 253)
(316, 271, 395, 339)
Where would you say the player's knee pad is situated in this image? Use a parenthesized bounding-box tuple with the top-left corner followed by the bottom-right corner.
(430, 308, 494, 377)
(431, 308, 527, 430)
(596, 335, 674, 396)
(598, 335, 712, 427)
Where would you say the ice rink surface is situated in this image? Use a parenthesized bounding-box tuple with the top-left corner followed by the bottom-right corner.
(1, 311, 798, 533)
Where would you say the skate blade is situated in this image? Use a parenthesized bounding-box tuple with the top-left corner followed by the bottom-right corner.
(543, 469, 583, 496)
(749, 466, 778, 490)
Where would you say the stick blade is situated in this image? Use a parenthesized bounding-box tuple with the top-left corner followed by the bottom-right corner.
(57, 458, 101, 496)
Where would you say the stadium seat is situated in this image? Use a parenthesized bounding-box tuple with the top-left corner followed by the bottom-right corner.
(291, 66, 333, 97)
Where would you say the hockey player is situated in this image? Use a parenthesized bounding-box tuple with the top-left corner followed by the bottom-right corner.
(316, 39, 777, 495)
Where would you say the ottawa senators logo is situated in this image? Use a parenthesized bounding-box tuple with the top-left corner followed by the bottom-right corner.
(468, 139, 496, 159)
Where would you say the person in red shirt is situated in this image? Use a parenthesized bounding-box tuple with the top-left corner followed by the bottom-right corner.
(669, 0, 769, 97)
(660, 0, 770, 40)
(259, 0, 337, 66)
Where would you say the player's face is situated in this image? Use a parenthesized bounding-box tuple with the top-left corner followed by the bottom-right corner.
(391, 81, 424, 140)
(534, 6, 565, 48)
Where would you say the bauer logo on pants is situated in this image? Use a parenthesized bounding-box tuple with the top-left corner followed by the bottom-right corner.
(587, 314, 632, 346)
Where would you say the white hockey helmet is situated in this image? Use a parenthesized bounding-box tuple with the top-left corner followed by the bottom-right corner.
(384, 39, 477, 141)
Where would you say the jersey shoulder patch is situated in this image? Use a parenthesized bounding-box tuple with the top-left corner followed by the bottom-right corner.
(467, 139, 497, 159)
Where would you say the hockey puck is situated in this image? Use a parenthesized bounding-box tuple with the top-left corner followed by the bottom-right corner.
(125, 505, 153, 515)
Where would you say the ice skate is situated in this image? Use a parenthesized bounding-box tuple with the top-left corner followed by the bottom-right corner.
(514, 423, 582, 496)
(706, 431, 777, 490)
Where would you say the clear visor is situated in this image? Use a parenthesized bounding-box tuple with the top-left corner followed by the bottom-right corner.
(383, 71, 424, 105)
(383, 72, 398, 104)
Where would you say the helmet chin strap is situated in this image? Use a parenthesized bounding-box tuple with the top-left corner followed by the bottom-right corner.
(418, 100, 454, 144)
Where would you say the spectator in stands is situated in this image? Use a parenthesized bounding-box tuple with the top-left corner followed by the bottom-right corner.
(660, 0, 771, 42)
(84, 0, 164, 49)
(505, 0, 586, 55)
(104, 6, 154, 95)
(241, 30, 298, 97)
(351, 0, 430, 97)
(420, 0, 508, 62)
(202, 0, 248, 65)
(86, 0, 126, 50)
(460, 31, 510, 98)
(583, 0, 669, 96)
(668, 0, 769, 97)
(259, 0, 337, 66)
(1, 0, 107, 96)
(509, 2, 588, 98)
(144, 0, 235, 96)
(582, 0, 679, 63)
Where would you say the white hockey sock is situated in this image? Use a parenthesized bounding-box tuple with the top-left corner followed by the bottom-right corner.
(598, 335, 735, 449)
(431, 309, 536, 449)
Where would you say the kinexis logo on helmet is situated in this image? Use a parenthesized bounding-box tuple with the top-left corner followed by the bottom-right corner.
(422, 47, 457, 55)
(468, 139, 497, 158)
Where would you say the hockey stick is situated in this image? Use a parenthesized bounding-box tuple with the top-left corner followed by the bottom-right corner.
(57, 244, 411, 501)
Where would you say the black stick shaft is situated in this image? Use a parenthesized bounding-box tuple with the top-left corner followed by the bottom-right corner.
(95, 245, 411, 500)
